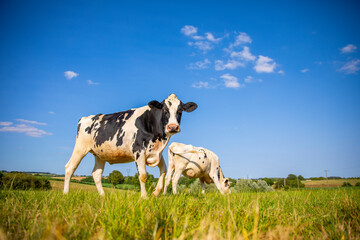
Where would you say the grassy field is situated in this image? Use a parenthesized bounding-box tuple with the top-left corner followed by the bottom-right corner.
(1, 181, 359, 240)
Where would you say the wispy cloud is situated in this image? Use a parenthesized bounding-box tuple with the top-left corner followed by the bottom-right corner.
(182, 25, 223, 53)
(244, 76, 253, 83)
(48, 111, 55, 115)
(301, 68, 310, 73)
(64, 71, 79, 80)
(338, 59, 360, 74)
(188, 59, 211, 70)
(0, 120, 52, 137)
(278, 70, 285, 74)
(231, 32, 252, 47)
(87, 80, 100, 85)
(230, 46, 256, 61)
(220, 74, 244, 89)
(192, 81, 210, 88)
(340, 44, 357, 54)
(15, 119, 47, 125)
(181, 25, 198, 36)
(215, 60, 244, 71)
(0, 122, 13, 126)
(254, 55, 277, 73)
(244, 76, 262, 83)
(204, 32, 222, 43)
(188, 41, 213, 52)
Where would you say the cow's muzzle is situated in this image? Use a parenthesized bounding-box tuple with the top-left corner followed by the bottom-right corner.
(167, 124, 180, 133)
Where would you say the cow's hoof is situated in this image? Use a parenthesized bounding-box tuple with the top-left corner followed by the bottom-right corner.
(152, 189, 161, 197)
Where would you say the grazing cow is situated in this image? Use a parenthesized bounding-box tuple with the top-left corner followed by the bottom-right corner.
(64, 94, 197, 198)
(163, 142, 231, 194)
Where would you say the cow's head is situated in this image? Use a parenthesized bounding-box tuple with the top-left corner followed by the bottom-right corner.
(221, 178, 231, 194)
(148, 94, 197, 135)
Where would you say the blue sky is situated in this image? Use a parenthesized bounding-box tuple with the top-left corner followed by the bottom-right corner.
(0, 1, 359, 179)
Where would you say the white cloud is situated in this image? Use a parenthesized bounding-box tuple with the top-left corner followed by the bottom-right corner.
(48, 111, 55, 114)
(192, 81, 210, 88)
(205, 32, 222, 43)
(232, 32, 252, 47)
(230, 46, 256, 61)
(188, 41, 213, 52)
(182, 26, 224, 53)
(0, 121, 13, 126)
(16, 119, 47, 125)
(338, 59, 360, 74)
(215, 60, 244, 71)
(64, 71, 79, 80)
(301, 68, 310, 73)
(0, 120, 52, 137)
(87, 80, 100, 85)
(341, 44, 357, 54)
(254, 55, 277, 73)
(188, 59, 211, 70)
(0, 124, 52, 137)
(244, 76, 262, 83)
(278, 70, 285, 74)
(181, 25, 198, 36)
(220, 74, 244, 89)
(244, 76, 253, 83)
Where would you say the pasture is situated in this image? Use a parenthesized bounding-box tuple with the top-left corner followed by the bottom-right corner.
(0, 181, 359, 239)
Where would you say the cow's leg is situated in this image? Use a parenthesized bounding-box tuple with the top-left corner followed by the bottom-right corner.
(200, 178, 206, 194)
(92, 156, 106, 196)
(210, 169, 224, 194)
(171, 169, 183, 194)
(163, 156, 175, 195)
(64, 142, 89, 194)
(135, 153, 148, 198)
(152, 155, 166, 197)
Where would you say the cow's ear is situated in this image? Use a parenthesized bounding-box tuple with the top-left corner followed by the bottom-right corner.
(182, 102, 197, 112)
(148, 100, 163, 109)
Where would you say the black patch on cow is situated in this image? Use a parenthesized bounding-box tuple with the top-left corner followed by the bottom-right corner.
(136, 152, 140, 160)
(101, 149, 103, 152)
(85, 114, 102, 134)
(85, 110, 135, 147)
(77, 122, 81, 137)
(218, 170, 220, 179)
(176, 103, 183, 124)
(132, 105, 169, 154)
(204, 153, 207, 158)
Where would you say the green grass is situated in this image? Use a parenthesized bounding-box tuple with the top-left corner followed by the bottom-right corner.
(0, 187, 359, 239)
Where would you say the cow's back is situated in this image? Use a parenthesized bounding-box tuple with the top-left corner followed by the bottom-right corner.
(77, 107, 147, 164)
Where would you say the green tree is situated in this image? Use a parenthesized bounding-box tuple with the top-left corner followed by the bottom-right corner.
(261, 178, 274, 186)
(108, 170, 124, 188)
(298, 175, 305, 180)
(287, 174, 297, 180)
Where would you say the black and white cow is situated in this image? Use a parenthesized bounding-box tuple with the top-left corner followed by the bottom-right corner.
(64, 94, 197, 198)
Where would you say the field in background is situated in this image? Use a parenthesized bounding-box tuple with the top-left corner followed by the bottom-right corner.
(0, 184, 359, 239)
(52, 176, 87, 181)
(303, 179, 360, 188)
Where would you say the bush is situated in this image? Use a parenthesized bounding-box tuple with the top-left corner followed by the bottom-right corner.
(342, 182, 352, 187)
(1, 173, 51, 190)
(80, 176, 94, 183)
(355, 182, 360, 187)
(232, 179, 273, 192)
